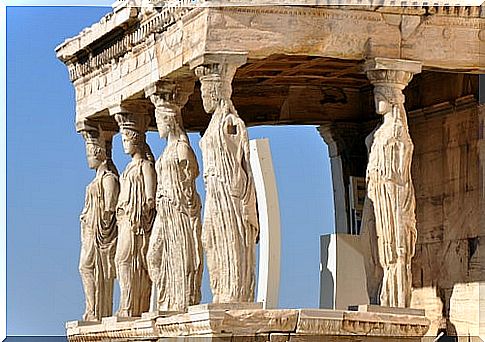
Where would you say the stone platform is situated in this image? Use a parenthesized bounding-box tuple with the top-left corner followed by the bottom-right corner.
(66, 304, 430, 341)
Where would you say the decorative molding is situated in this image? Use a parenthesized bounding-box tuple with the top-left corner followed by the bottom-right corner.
(59, 3, 483, 82)
(65, 1, 197, 81)
(66, 308, 430, 341)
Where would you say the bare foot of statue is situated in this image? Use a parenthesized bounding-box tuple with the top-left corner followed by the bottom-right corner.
(82, 311, 97, 321)
(116, 309, 130, 318)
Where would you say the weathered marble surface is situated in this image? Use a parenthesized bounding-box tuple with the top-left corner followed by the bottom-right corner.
(364, 58, 421, 308)
(196, 60, 260, 303)
(146, 81, 203, 312)
(113, 111, 157, 317)
(66, 306, 430, 341)
(409, 98, 483, 338)
(78, 125, 119, 321)
(56, 0, 484, 338)
(55, 4, 484, 122)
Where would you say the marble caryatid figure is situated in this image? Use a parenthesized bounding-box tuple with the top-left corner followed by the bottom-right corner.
(114, 112, 156, 317)
(195, 63, 259, 303)
(146, 83, 203, 311)
(79, 125, 119, 321)
(365, 62, 420, 308)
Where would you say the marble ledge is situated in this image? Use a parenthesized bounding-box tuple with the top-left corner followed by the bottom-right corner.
(66, 305, 430, 341)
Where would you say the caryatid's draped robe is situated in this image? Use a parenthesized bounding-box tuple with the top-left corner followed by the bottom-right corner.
(115, 141, 156, 317)
(147, 136, 203, 311)
(366, 89, 417, 307)
(80, 166, 119, 320)
(360, 127, 383, 305)
(200, 100, 260, 303)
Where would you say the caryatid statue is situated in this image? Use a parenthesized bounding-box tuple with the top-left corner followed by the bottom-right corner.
(112, 108, 157, 317)
(146, 81, 203, 311)
(364, 58, 421, 308)
(195, 62, 260, 303)
(79, 123, 120, 321)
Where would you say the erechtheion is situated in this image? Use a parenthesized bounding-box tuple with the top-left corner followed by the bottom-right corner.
(57, 1, 484, 340)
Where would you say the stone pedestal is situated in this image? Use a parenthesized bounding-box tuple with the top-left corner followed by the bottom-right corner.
(66, 306, 430, 341)
(319, 234, 369, 310)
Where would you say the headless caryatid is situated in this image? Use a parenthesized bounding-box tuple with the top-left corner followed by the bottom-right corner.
(113, 111, 156, 317)
(79, 125, 119, 321)
(195, 63, 259, 303)
(365, 63, 420, 308)
(146, 83, 203, 311)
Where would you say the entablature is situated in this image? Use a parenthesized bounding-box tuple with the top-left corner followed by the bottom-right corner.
(55, 1, 484, 128)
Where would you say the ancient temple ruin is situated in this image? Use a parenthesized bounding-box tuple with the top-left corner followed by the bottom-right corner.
(56, 1, 484, 340)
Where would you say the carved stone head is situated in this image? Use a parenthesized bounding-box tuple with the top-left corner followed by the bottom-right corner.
(114, 113, 149, 157)
(195, 64, 234, 114)
(81, 128, 107, 170)
(154, 103, 183, 139)
(373, 85, 405, 116)
(200, 81, 218, 114)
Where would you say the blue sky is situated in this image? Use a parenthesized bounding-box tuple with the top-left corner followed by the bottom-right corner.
(6, 6, 335, 336)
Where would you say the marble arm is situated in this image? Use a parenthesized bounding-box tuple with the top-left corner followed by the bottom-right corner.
(177, 143, 198, 208)
(102, 174, 119, 226)
(142, 161, 157, 210)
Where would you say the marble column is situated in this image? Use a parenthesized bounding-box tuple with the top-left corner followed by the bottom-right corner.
(194, 55, 260, 303)
(364, 58, 422, 308)
(110, 102, 157, 317)
(318, 122, 376, 234)
(145, 80, 204, 312)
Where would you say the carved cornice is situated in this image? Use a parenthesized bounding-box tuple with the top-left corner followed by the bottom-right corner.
(217, 5, 484, 22)
(217, 5, 383, 22)
(422, 13, 485, 29)
(60, 3, 483, 83)
(63, 1, 197, 82)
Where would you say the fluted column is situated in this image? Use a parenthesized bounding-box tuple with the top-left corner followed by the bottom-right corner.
(109, 102, 156, 317)
(364, 58, 422, 308)
(194, 54, 260, 303)
(144, 80, 204, 312)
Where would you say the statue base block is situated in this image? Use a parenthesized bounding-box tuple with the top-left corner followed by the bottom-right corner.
(141, 310, 183, 319)
(188, 302, 264, 313)
(66, 305, 430, 341)
(65, 320, 100, 329)
(350, 304, 426, 316)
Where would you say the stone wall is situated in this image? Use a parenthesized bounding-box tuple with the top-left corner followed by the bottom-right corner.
(409, 97, 483, 338)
